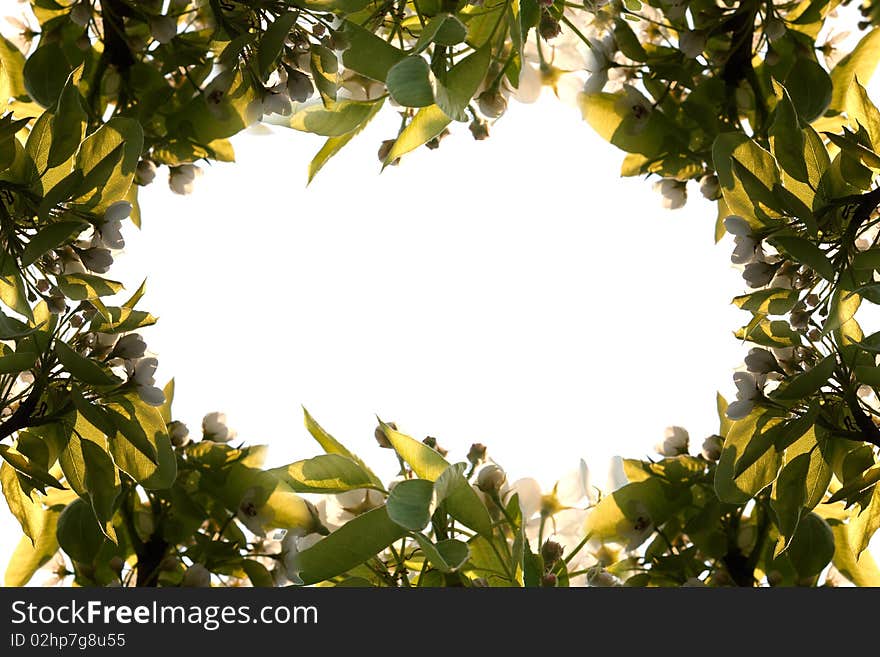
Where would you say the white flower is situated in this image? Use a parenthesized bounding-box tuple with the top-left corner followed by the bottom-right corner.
(96, 201, 129, 249)
(38, 552, 72, 587)
(281, 532, 323, 585)
(744, 347, 779, 374)
(113, 333, 147, 360)
(583, 34, 615, 95)
(653, 178, 687, 210)
(149, 15, 177, 44)
(323, 489, 383, 529)
(678, 31, 705, 58)
(261, 85, 292, 117)
(135, 160, 157, 186)
(699, 174, 720, 200)
(169, 164, 201, 195)
(743, 261, 775, 288)
(727, 371, 762, 420)
(202, 411, 236, 442)
(701, 434, 723, 461)
(79, 247, 113, 273)
(129, 357, 165, 406)
(655, 426, 689, 457)
(286, 69, 314, 103)
(724, 215, 751, 237)
(182, 564, 211, 587)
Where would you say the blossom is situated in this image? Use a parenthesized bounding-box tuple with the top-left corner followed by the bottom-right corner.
(95, 201, 129, 249)
(69, 2, 90, 27)
(743, 261, 775, 288)
(128, 357, 165, 406)
(113, 333, 147, 360)
(655, 426, 689, 456)
(653, 178, 687, 210)
(286, 69, 314, 103)
(202, 411, 236, 442)
(260, 85, 293, 117)
(169, 164, 201, 195)
(583, 34, 615, 95)
(586, 565, 621, 587)
(149, 15, 177, 44)
(724, 214, 763, 264)
(727, 371, 762, 420)
(678, 31, 705, 59)
(744, 348, 779, 374)
(79, 247, 113, 273)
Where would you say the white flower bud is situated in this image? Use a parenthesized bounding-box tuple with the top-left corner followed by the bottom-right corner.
(476, 464, 507, 493)
(169, 420, 190, 447)
(655, 425, 689, 457)
(135, 160, 157, 186)
(477, 90, 507, 119)
(652, 178, 687, 210)
(169, 164, 201, 195)
(701, 434, 723, 461)
(699, 174, 720, 200)
(203, 411, 236, 443)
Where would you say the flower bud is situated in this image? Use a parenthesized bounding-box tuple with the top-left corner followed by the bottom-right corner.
(168, 420, 190, 447)
(476, 464, 506, 493)
(701, 434, 723, 461)
(203, 412, 236, 443)
(469, 119, 490, 140)
(467, 442, 487, 466)
(422, 436, 447, 457)
(374, 422, 396, 448)
(541, 572, 558, 587)
(655, 426, 689, 457)
(135, 160, 157, 186)
(699, 174, 720, 200)
(477, 90, 507, 119)
(541, 540, 564, 565)
(538, 14, 561, 41)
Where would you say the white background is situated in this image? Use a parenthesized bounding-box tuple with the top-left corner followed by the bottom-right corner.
(0, 87, 794, 576)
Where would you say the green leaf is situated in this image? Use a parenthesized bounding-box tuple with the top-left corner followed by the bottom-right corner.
(291, 0, 373, 11)
(386, 479, 434, 530)
(257, 12, 299, 79)
(715, 411, 784, 504)
(301, 408, 383, 488)
(88, 307, 157, 334)
(414, 14, 468, 52)
(0, 35, 26, 99)
(242, 559, 274, 587)
(286, 99, 382, 137)
(435, 46, 490, 121)
(585, 477, 684, 547)
(310, 45, 339, 106)
(48, 67, 86, 169)
(733, 287, 799, 315)
(74, 117, 143, 213)
(382, 423, 492, 537)
(783, 58, 832, 123)
(383, 105, 452, 167)
(772, 235, 834, 281)
(105, 394, 176, 489)
(847, 483, 880, 556)
(845, 79, 880, 149)
(773, 354, 837, 401)
(0, 444, 63, 493)
(578, 91, 668, 159)
(23, 42, 70, 108)
(822, 288, 861, 336)
(412, 533, 469, 572)
(0, 271, 33, 322)
(827, 515, 880, 586)
(787, 512, 834, 577)
(770, 85, 807, 182)
(771, 452, 810, 554)
(37, 172, 86, 224)
(1, 461, 44, 542)
(56, 273, 123, 300)
(296, 506, 408, 584)
(0, 349, 37, 374)
(306, 99, 385, 183)
(56, 497, 106, 564)
(268, 453, 382, 493)
(829, 29, 880, 113)
(4, 507, 61, 586)
(713, 133, 780, 227)
(54, 340, 121, 386)
(340, 21, 406, 82)
(386, 56, 435, 108)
